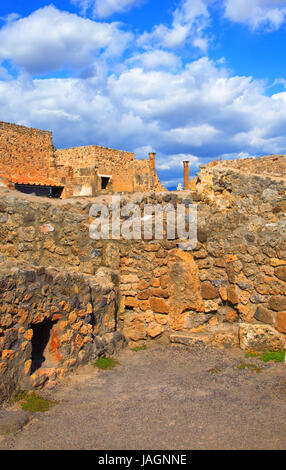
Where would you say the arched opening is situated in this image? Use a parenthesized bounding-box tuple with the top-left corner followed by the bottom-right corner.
(30, 319, 58, 374)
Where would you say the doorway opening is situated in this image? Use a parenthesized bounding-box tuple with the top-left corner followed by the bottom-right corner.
(101, 176, 110, 190)
(30, 319, 58, 374)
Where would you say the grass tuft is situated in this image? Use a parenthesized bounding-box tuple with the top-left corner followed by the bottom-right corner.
(245, 350, 285, 363)
(132, 345, 147, 352)
(238, 361, 262, 373)
(13, 391, 58, 413)
(93, 357, 119, 370)
(261, 350, 285, 363)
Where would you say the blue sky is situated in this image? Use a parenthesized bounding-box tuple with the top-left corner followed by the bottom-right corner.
(1, 1, 286, 188)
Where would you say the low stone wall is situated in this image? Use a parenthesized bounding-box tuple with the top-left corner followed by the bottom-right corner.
(0, 263, 125, 404)
(0, 163, 285, 402)
(197, 154, 286, 182)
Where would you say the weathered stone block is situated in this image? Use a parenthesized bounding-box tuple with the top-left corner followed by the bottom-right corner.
(275, 312, 286, 334)
(123, 313, 147, 341)
(254, 305, 276, 325)
(239, 323, 285, 351)
(149, 297, 169, 314)
(201, 282, 218, 300)
(268, 295, 286, 312)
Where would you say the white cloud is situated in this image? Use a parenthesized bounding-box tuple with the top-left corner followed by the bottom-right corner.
(2, 56, 286, 177)
(157, 154, 200, 170)
(138, 0, 212, 50)
(128, 50, 180, 70)
(72, 0, 142, 18)
(224, 0, 286, 30)
(0, 6, 132, 74)
(1, 2, 286, 190)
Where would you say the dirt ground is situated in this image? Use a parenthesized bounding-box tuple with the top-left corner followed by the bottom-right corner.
(0, 344, 286, 450)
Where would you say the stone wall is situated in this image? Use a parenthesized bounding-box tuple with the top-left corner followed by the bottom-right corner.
(113, 182, 285, 350)
(55, 147, 165, 194)
(0, 179, 284, 347)
(0, 122, 165, 197)
(0, 262, 125, 404)
(194, 154, 286, 188)
(133, 160, 166, 192)
(0, 121, 69, 189)
(55, 145, 136, 194)
(0, 158, 285, 401)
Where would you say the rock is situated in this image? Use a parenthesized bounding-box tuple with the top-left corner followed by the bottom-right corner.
(170, 332, 211, 348)
(183, 312, 212, 329)
(170, 324, 239, 349)
(270, 258, 286, 267)
(155, 314, 168, 325)
(261, 189, 277, 203)
(201, 282, 218, 300)
(211, 325, 239, 348)
(168, 249, 204, 330)
(30, 371, 49, 388)
(123, 313, 147, 341)
(237, 303, 255, 323)
(125, 297, 139, 308)
(149, 297, 169, 314)
(239, 323, 286, 351)
(204, 300, 219, 313)
(275, 266, 286, 281)
(268, 296, 286, 312)
(275, 312, 286, 334)
(147, 322, 165, 338)
(227, 286, 239, 305)
(254, 305, 276, 325)
(223, 308, 239, 323)
(0, 410, 30, 436)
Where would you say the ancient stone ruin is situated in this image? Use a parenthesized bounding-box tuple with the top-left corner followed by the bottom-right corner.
(0, 121, 164, 198)
(0, 121, 285, 404)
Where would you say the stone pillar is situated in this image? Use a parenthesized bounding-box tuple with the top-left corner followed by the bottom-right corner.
(149, 152, 156, 169)
(183, 161, 190, 190)
(91, 167, 99, 196)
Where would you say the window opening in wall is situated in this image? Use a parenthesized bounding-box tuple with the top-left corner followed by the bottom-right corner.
(101, 177, 110, 190)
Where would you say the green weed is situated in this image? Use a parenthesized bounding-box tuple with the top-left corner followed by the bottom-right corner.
(13, 391, 58, 413)
(93, 357, 119, 370)
(132, 345, 147, 352)
(238, 361, 262, 373)
(245, 350, 285, 363)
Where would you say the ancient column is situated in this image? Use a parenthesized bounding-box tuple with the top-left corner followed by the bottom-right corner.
(183, 161, 190, 190)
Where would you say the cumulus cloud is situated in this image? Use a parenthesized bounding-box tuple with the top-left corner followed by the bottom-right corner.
(1, 56, 286, 189)
(1, 2, 286, 189)
(72, 0, 142, 18)
(127, 49, 180, 70)
(157, 154, 200, 171)
(224, 0, 286, 30)
(0, 6, 132, 75)
(138, 0, 212, 50)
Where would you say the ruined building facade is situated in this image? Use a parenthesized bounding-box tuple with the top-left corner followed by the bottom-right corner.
(0, 121, 164, 198)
